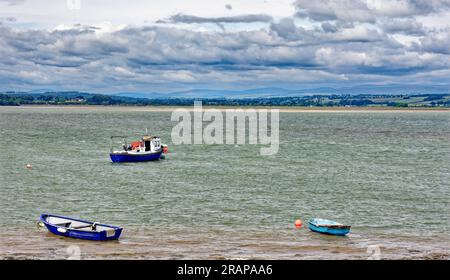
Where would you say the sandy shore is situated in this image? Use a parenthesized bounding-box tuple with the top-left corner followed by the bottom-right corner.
(1, 226, 449, 260)
(2, 105, 450, 113)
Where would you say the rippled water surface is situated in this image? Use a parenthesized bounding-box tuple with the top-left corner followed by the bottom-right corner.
(0, 107, 449, 259)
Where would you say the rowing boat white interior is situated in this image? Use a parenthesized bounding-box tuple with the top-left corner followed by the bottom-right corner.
(46, 216, 115, 233)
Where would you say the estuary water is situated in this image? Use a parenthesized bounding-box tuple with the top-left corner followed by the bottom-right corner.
(0, 106, 449, 259)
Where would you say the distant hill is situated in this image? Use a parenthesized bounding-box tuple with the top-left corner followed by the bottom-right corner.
(111, 84, 449, 99)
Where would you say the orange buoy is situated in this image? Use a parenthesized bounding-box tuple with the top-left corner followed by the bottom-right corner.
(295, 219, 302, 228)
(26, 163, 32, 169)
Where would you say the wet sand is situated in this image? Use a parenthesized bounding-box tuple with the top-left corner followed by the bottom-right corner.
(1, 226, 449, 260)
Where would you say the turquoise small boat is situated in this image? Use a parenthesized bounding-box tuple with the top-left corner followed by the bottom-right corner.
(308, 218, 351, 236)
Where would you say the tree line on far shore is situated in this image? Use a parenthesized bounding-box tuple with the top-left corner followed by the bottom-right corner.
(1, 92, 449, 107)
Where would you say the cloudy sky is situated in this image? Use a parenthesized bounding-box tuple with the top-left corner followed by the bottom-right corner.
(1, 0, 449, 93)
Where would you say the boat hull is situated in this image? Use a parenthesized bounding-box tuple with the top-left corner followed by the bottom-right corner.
(110, 150, 162, 163)
(40, 214, 122, 241)
(308, 219, 351, 236)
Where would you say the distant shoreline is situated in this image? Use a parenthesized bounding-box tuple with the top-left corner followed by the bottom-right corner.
(3, 92, 449, 108)
(2, 105, 450, 113)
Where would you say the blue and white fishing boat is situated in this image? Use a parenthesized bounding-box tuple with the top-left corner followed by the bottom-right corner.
(308, 218, 351, 236)
(110, 134, 163, 163)
(38, 214, 122, 241)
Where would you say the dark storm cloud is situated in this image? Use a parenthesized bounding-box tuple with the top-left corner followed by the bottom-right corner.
(379, 19, 426, 36)
(416, 30, 450, 54)
(406, 0, 450, 15)
(158, 13, 273, 24)
(0, 17, 16, 22)
(294, 0, 377, 22)
(0, 0, 25, 5)
(291, 0, 450, 63)
(270, 18, 386, 45)
(294, 0, 450, 23)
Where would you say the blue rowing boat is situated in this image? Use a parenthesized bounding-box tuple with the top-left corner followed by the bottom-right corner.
(38, 214, 123, 241)
(308, 218, 351, 236)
